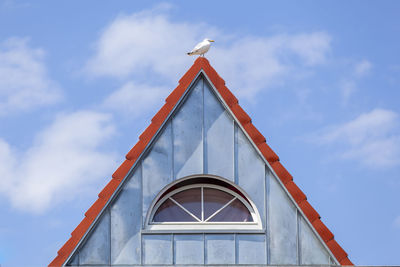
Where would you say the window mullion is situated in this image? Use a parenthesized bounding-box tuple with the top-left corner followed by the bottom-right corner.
(204, 197, 237, 222)
(201, 186, 204, 222)
(169, 197, 201, 222)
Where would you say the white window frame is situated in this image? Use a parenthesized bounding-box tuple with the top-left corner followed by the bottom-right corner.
(146, 181, 263, 231)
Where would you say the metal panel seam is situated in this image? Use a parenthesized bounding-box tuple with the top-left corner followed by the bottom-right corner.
(266, 166, 270, 265)
(234, 123, 238, 185)
(108, 208, 111, 266)
(202, 77, 207, 174)
(297, 209, 301, 264)
(140, 162, 143, 265)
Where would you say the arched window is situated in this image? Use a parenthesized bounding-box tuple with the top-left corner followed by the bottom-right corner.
(146, 175, 262, 231)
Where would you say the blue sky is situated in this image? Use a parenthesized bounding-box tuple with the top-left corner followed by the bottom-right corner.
(0, 1, 399, 266)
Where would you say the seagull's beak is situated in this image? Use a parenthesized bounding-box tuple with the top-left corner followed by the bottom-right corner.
(209, 40, 215, 42)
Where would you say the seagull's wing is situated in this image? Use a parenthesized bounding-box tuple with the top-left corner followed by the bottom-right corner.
(193, 41, 205, 51)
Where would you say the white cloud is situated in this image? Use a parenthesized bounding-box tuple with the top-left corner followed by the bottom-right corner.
(210, 32, 331, 98)
(0, 111, 117, 213)
(103, 81, 168, 116)
(340, 59, 373, 103)
(86, 7, 331, 99)
(0, 37, 62, 115)
(315, 109, 400, 168)
(354, 59, 372, 77)
(0, 0, 30, 9)
(341, 80, 357, 104)
(394, 215, 400, 229)
(86, 6, 215, 81)
(288, 32, 332, 65)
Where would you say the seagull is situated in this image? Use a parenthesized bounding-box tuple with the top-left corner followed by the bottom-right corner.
(187, 38, 215, 57)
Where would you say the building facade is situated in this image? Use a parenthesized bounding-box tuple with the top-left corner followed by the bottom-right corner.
(50, 58, 352, 266)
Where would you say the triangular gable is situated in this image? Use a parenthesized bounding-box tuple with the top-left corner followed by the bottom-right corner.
(50, 57, 352, 266)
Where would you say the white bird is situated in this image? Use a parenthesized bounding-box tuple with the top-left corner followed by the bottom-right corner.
(187, 38, 215, 56)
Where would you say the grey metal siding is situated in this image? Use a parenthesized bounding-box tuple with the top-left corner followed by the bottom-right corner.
(68, 75, 333, 266)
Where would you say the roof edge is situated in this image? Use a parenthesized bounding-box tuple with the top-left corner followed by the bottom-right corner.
(49, 57, 353, 266)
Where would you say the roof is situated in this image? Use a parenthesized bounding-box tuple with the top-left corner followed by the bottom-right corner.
(49, 57, 353, 266)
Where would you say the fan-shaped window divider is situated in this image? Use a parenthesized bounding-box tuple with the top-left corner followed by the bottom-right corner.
(147, 183, 262, 231)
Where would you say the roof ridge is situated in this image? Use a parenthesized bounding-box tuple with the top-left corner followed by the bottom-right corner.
(49, 57, 353, 266)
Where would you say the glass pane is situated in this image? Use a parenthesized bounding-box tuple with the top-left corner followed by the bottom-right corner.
(153, 199, 197, 222)
(208, 199, 253, 222)
(204, 188, 234, 220)
(171, 188, 201, 219)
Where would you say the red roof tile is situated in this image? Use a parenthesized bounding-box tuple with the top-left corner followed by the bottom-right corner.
(257, 142, 280, 163)
(299, 200, 321, 223)
(70, 217, 94, 238)
(139, 123, 160, 142)
(84, 197, 108, 219)
(231, 104, 252, 124)
(49, 57, 353, 266)
(312, 219, 334, 243)
(219, 85, 238, 107)
(57, 237, 78, 257)
(271, 161, 293, 184)
(165, 83, 188, 104)
(111, 160, 134, 181)
(285, 181, 307, 205)
(151, 102, 173, 125)
(327, 239, 349, 262)
(125, 139, 147, 161)
(340, 256, 354, 265)
(243, 122, 266, 144)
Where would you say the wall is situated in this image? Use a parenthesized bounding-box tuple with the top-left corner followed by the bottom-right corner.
(66, 75, 335, 266)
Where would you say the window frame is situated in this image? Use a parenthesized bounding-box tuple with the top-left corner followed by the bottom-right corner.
(145, 175, 263, 231)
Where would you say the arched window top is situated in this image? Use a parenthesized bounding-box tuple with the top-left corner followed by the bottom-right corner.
(146, 175, 262, 231)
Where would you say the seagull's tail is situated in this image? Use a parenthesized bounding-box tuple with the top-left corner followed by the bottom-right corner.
(187, 52, 194, 56)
